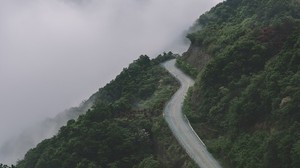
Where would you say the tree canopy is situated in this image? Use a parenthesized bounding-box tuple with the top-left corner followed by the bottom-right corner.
(181, 0, 300, 167)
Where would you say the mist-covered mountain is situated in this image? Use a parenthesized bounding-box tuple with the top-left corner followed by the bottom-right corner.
(6, 54, 197, 168)
(0, 96, 94, 165)
(0, 0, 219, 156)
(1, 0, 299, 167)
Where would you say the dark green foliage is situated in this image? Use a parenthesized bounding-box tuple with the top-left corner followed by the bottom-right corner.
(182, 0, 300, 167)
(152, 51, 176, 65)
(176, 58, 198, 79)
(137, 156, 161, 168)
(15, 54, 194, 168)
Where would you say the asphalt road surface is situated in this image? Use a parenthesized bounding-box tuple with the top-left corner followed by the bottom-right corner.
(162, 59, 222, 168)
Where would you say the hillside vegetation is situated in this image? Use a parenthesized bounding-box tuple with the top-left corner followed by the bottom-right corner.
(181, 0, 300, 167)
(2, 0, 299, 167)
(7, 53, 197, 168)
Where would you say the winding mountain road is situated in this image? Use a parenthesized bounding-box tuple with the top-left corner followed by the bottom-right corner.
(162, 59, 222, 168)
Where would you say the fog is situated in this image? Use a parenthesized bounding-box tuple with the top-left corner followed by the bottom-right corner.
(0, 0, 222, 164)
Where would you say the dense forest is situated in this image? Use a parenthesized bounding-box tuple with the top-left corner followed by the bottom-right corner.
(181, 0, 300, 167)
(2, 0, 300, 167)
(3, 53, 197, 168)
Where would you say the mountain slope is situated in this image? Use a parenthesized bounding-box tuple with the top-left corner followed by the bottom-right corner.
(180, 0, 300, 167)
(2, 1, 299, 167)
(12, 53, 198, 168)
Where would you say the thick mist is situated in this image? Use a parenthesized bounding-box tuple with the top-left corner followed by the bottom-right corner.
(0, 0, 222, 164)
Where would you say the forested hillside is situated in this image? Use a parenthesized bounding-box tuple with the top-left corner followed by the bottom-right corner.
(6, 53, 197, 168)
(181, 0, 300, 167)
(2, 0, 299, 167)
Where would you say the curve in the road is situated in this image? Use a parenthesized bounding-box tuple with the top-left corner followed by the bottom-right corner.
(162, 59, 222, 168)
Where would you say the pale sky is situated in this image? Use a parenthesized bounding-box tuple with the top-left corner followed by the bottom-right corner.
(0, 0, 223, 164)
